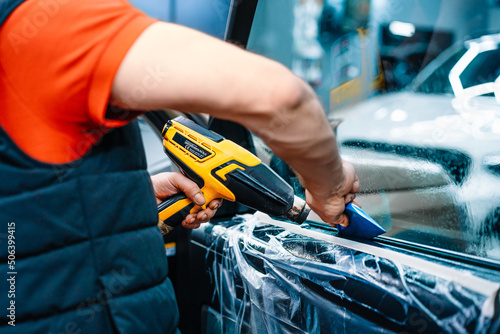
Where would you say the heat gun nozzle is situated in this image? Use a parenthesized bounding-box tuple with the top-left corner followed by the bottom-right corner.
(284, 196, 310, 224)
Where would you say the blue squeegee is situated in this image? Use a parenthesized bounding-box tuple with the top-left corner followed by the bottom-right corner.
(337, 203, 386, 239)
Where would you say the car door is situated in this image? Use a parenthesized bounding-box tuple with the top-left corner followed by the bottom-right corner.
(138, 1, 500, 333)
(140, 109, 500, 333)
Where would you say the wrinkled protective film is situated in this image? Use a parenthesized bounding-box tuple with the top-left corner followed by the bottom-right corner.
(194, 215, 500, 334)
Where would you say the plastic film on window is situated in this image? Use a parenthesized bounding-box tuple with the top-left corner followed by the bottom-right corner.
(199, 215, 500, 334)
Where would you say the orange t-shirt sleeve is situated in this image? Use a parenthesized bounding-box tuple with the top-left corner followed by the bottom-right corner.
(0, 0, 157, 163)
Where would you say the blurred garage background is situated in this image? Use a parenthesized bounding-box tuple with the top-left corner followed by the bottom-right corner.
(128, 0, 231, 39)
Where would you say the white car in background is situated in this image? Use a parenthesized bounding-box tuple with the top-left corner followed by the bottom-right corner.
(334, 33, 500, 260)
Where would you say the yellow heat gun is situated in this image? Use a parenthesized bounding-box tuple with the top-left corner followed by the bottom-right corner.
(157, 116, 310, 234)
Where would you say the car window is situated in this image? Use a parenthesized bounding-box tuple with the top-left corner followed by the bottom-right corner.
(246, 0, 500, 263)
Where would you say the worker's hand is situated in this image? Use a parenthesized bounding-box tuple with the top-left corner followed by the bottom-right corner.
(305, 160, 359, 228)
(151, 172, 223, 229)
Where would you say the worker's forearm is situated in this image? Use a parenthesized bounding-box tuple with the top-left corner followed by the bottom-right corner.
(260, 84, 345, 200)
(222, 76, 345, 200)
(111, 22, 345, 197)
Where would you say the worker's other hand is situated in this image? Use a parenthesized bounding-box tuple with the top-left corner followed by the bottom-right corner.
(305, 160, 359, 228)
(151, 172, 223, 229)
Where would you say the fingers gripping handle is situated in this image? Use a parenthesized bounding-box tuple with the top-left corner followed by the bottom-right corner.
(157, 193, 195, 235)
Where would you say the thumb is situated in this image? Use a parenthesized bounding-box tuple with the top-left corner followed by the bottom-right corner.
(305, 190, 349, 227)
(332, 213, 349, 227)
(151, 172, 205, 206)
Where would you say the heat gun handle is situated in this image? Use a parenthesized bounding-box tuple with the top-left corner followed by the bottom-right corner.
(157, 193, 195, 235)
